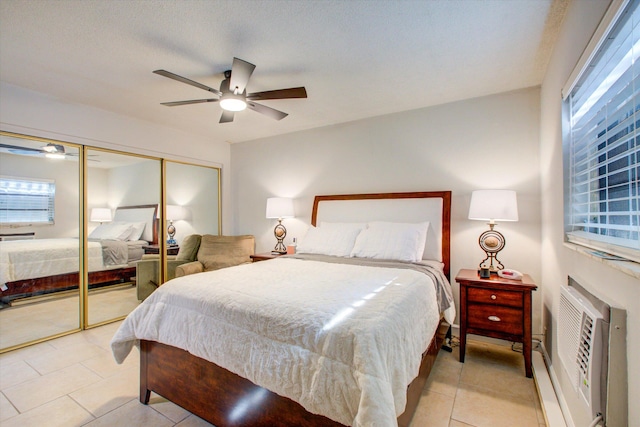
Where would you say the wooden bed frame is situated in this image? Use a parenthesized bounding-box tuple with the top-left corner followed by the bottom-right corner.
(139, 191, 452, 426)
(1, 204, 158, 303)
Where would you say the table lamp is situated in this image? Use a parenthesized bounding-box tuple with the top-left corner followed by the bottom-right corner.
(266, 197, 294, 253)
(468, 189, 518, 273)
(90, 208, 112, 224)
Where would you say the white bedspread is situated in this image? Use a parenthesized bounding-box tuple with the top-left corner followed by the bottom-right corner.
(0, 238, 104, 285)
(111, 257, 449, 426)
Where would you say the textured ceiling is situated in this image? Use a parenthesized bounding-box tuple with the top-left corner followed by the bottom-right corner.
(0, 0, 568, 144)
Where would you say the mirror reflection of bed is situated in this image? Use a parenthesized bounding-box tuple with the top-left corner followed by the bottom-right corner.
(0, 132, 221, 352)
(0, 205, 158, 348)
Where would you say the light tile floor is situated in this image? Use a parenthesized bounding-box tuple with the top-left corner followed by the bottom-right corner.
(0, 285, 139, 349)
(0, 323, 546, 426)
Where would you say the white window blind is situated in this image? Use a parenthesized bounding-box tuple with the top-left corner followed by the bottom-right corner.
(565, 0, 640, 262)
(0, 176, 56, 225)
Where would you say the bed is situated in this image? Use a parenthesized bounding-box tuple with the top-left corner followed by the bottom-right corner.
(0, 204, 158, 303)
(111, 191, 453, 426)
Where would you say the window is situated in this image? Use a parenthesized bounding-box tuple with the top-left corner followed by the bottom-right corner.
(0, 176, 56, 225)
(564, 0, 640, 262)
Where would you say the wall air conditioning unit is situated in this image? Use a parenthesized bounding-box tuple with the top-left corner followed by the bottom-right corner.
(558, 285, 606, 420)
(0, 233, 35, 241)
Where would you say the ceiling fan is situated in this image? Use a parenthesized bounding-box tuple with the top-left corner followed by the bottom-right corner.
(153, 57, 307, 123)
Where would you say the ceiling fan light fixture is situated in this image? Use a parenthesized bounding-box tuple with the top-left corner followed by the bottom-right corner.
(42, 143, 63, 153)
(45, 152, 65, 159)
(219, 93, 247, 112)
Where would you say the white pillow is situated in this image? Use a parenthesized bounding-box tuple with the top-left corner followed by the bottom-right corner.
(89, 221, 133, 241)
(350, 221, 429, 262)
(319, 222, 367, 233)
(296, 226, 363, 257)
(125, 221, 147, 241)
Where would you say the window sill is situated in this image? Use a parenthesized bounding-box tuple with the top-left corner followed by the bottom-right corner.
(563, 242, 640, 280)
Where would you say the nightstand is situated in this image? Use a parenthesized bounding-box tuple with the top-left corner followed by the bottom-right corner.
(455, 268, 537, 377)
(250, 252, 285, 262)
(143, 244, 180, 256)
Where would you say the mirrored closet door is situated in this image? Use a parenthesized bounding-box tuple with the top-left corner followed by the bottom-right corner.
(0, 132, 221, 352)
(165, 161, 221, 240)
(85, 148, 161, 327)
(0, 133, 82, 350)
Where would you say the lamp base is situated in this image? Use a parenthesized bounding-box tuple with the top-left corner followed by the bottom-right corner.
(477, 226, 506, 272)
(273, 220, 287, 253)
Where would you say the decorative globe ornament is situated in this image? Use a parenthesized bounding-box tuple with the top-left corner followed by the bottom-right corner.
(167, 221, 177, 245)
(273, 220, 287, 253)
(477, 226, 506, 271)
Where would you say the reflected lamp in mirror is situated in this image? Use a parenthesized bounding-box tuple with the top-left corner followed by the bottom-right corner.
(90, 208, 112, 224)
(468, 190, 518, 272)
(166, 205, 185, 246)
(266, 197, 294, 253)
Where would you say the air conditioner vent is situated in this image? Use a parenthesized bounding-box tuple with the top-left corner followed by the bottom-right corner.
(557, 286, 605, 419)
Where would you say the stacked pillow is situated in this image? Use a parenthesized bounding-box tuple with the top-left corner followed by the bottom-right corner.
(296, 221, 430, 262)
(89, 221, 147, 241)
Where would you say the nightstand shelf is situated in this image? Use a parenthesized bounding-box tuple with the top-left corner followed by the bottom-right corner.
(455, 268, 537, 377)
(250, 252, 285, 262)
(143, 244, 179, 256)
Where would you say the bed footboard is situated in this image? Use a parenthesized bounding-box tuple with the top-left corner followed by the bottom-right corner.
(140, 340, 343, 426)
(139, 318, 449, 427)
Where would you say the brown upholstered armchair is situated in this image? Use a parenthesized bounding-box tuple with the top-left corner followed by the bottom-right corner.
(175, 234, 255, 277)
(135, 234, 203, 301)
(136, 234, 255, 300)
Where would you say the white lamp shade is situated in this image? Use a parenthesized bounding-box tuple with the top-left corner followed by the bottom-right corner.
(90, 208, 112, 223)
(266, 197, 295, 219)
(156, 205, 186, 220)
(166, 205, 185, 221)
(468, 190, 518, 222)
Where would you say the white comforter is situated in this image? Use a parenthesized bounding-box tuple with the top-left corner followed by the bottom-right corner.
(111, 257, 450, 426)
(0, 238, 104, 285)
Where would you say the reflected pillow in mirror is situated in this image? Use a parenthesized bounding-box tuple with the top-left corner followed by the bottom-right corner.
(125, 221, 147, 241)
(89, 221, 134, 241)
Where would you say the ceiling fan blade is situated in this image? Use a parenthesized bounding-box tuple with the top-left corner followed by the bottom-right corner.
(0, 143, 43, 153)
(153, 70, 221, 96)
(161, 99, 219, 107)
(247, 101, 288, 120)
(229, 58, 255, 93)
(247, 87, 307, 101)
(219, 110, 235, 123)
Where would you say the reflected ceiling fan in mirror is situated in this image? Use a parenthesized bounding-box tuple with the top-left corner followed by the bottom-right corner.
(0, 142, 99, 161)
(153, 57, 307, 123)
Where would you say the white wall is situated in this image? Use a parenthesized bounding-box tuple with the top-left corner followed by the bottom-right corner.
(231, 87, 543, 329)
(0, 82, 233, 234)
(540, 1, 638, 426)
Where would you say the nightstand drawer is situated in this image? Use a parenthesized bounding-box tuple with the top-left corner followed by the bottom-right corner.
(467, 287, 522, 308)
(467, 304, 523, 335)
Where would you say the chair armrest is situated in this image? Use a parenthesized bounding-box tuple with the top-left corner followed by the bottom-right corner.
(167, 259, 190, 280)
(175, 261, 204, 277)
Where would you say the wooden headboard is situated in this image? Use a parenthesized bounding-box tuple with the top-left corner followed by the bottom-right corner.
(311, 191, 451, 278)
(113, 204, 158, 244)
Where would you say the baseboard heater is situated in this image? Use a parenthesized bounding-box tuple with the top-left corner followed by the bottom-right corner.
(557, 277, 627, 426)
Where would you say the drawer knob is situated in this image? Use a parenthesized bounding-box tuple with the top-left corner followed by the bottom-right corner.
(491, 294, 497, 300)
(488, 315, 501, 322)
